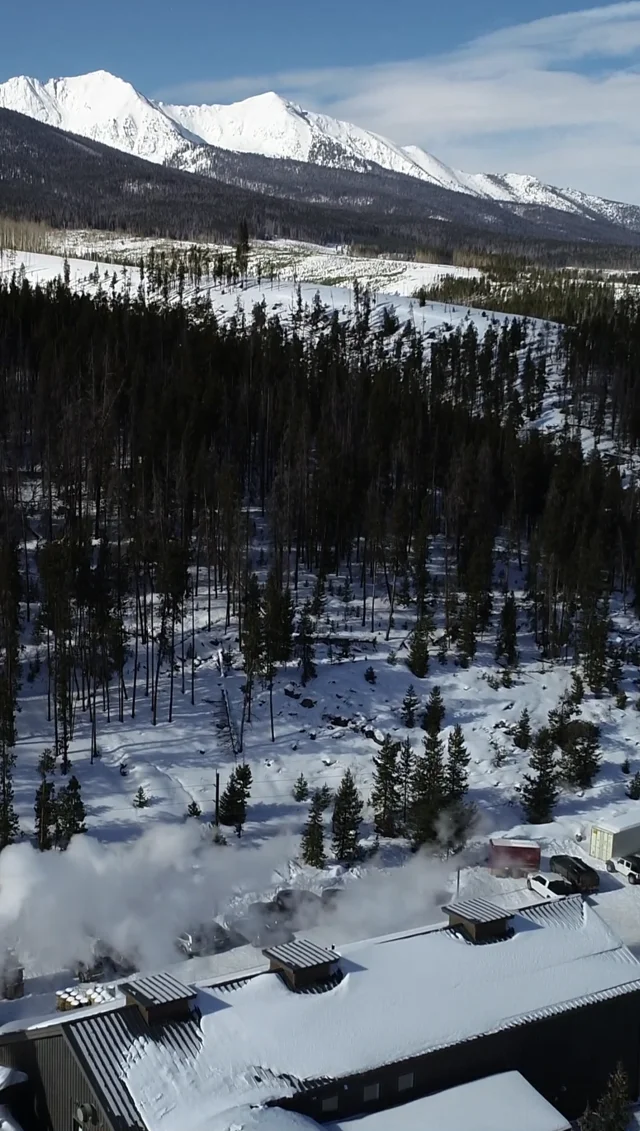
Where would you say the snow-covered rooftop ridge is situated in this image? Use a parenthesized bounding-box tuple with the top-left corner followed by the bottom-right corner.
(328, 1071, 571, 1131)
(124, 897, 640, 1129)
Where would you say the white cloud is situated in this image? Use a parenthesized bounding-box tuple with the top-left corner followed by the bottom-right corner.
(156, 3, 640, 202)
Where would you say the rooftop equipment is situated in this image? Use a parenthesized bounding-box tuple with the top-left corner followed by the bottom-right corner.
(262, 938, 340, 991)
(442, 898, 513, 944)
(120, 973, 196, 1024)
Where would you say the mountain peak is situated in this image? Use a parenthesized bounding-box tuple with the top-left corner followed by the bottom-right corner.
(0, 68, 633, 226)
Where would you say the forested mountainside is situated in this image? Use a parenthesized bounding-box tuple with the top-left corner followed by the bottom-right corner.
(0, 269, 638, 839)
(2, 108, 640, 267)
(5, 69, 640, 241)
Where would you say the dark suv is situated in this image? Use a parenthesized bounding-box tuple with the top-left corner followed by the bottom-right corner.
(549, 855, 599, 893)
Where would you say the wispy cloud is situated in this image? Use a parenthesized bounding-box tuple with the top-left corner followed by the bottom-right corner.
(155, 3, 640, 202)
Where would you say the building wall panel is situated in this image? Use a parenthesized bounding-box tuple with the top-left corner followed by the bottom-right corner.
(0, 1031, 112, 1131)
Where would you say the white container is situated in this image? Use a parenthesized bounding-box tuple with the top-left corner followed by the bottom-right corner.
(590, 813, 640, 860)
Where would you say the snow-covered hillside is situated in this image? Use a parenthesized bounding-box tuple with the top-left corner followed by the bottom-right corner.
(3, 69, 640, 231)
(2, 242, 640, 995)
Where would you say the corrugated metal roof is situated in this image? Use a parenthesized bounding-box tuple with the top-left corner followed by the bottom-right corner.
(119, 972, 196, 1008)
(65, 1007, 146, 1129)
(64, 1004, 203, 1130)
(443, 897, 511, 924)
(262, 939, 339, 970)
(517, 895, 586, 930)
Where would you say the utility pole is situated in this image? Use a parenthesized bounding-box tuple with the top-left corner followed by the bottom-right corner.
(215, 771, 220, 826)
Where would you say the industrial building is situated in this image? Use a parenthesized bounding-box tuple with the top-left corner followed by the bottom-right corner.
(0, 896, 638, 1131)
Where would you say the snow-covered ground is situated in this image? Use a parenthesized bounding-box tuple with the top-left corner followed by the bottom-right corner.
(2, 234, 480, 298)
(1, 244, 640, 1002)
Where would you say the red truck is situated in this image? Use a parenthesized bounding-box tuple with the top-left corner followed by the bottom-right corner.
(489, 838, 541, 878)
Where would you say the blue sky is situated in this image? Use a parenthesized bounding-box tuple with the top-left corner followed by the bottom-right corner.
(0, 0, 614, 94)
(1, 1, 639, 201)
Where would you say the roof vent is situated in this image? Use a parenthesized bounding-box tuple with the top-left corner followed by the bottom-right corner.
(0, 952, 23, 1001)
(443, 898, 513, 944)
(120, 973, 196, 1024)
(262, 939, 340, 991)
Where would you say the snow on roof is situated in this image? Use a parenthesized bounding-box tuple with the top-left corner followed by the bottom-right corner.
(209, 1108, 320, 1131)
(262, 940, 338, 970)
(327, 1072, 571, 1131)
(593, 811, 640, 834)
(442, 897, 511, 924)
(0, 1068, 26, 1092)
(490, 838, 540, 849)
(124, 897, 640, 1131)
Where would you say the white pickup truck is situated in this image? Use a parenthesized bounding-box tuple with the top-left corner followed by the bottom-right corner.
(526, 872, 576, 899)
(606, 855, 640, 884)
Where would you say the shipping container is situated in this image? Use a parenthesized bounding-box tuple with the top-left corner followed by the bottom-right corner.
(489, 839, 541, 878)
(590, 814, 640, 861)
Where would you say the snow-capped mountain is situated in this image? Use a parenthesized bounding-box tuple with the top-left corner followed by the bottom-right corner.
(0, 69, 637, 229)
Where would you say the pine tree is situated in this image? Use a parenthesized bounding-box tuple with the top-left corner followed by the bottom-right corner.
(627, 772, 640, 800)
(0, 534, 21, 849)
(316, 784, 333, 811)
(34, 748, 57, 850)
(186, 800, 202, 818)
(241, 574, 264, 727)
(569, 670, 585, 706)
(406, 618, 430, 678)
(56, 775, 86, 847)
(495, 591, 518, 667)
(293, 774, 309, 802)
(560, 722, 602, 789)
(331, 769, 363, 862)
(582, 601, 609, 695)
(296, 601, 317, 686)
(521, 728, 559, 824)
(606, 651, 624, 696)
(310, 573, 326, 619)
(133, 786, 149, 809)
(401, 685, 419, 727)
(370, 736, 401, 838)
(399, 738, 414, 826)
(218, 769, 246, 833)
(422, 685, 445, 735)
(579, 1065, 630, 1131)
(301, 793, 326, 868)
(457, 596, 477, 666)
(513, 707, 532, 751)
(409, 731, 446, 847)
(445, 725, 470, 802)
(35, 780, 57, 850)
(235, 762, 253, 801)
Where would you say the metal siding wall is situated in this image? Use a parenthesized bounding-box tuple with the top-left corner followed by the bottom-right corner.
(0, 1034, 112, 1131)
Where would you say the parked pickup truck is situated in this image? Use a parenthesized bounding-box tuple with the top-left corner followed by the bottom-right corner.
(527, 873, 576, 900)
(549, 855, 599, 893)
(606, 855, 640, 884)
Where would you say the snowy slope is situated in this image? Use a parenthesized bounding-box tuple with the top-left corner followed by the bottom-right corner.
(4, 247, 640, 999)
(0, 71, 194, 165)
(2, 70, 639, 231)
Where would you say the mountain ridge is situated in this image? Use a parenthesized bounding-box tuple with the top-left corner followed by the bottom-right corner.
(1, 68, 638, 234)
